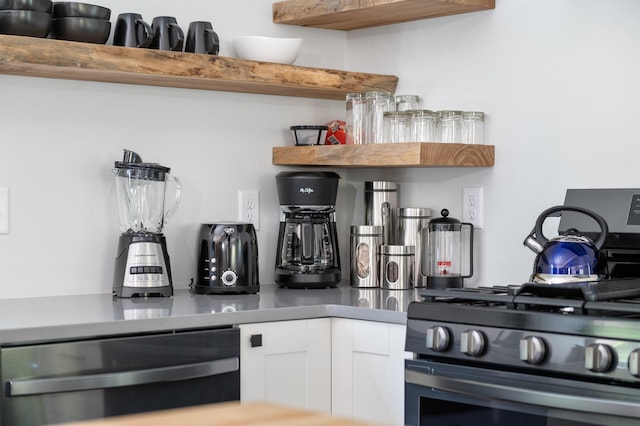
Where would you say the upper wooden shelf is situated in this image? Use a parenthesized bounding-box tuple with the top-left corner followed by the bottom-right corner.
(0, 34, 398, 100)
(272, 0, 495, 31)
(272, 142, 495, 168)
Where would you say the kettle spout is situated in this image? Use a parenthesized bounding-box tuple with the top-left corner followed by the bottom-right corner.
(523, 229, 544, 254)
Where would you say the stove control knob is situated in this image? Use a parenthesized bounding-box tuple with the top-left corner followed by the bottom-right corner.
(585, 343, 614, 373)
(460, 330, 486, 357)
(426, 326, 451, 352)
(519, 336, 546, 365)
(628, 349, 640, 377)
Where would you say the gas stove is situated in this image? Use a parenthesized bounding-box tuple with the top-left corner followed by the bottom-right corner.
(406, 278, 640, 385)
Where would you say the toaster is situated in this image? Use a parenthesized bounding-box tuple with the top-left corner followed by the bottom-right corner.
(195, 222, 259, 294)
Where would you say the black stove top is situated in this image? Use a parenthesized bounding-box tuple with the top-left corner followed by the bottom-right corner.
(406, 278, 640, 384)
(416, 278, 640, 318)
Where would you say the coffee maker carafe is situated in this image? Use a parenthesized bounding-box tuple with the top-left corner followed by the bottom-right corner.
(112, 149, 181, 297)
(275, 171, 341, 288)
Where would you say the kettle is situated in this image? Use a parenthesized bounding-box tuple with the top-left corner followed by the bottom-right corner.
(523, 206, 609, 284)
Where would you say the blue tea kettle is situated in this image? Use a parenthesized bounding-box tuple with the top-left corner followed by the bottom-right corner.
(523, 206, 609, 284)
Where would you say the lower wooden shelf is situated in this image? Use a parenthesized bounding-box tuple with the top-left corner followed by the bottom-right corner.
(272, 142, 495, 168)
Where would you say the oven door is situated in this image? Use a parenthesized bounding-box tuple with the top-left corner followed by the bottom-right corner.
(1, 327, 240, 426)
(405, 359, 640, 426)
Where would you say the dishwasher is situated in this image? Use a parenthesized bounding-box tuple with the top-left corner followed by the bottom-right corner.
(0, 327, 240, 426)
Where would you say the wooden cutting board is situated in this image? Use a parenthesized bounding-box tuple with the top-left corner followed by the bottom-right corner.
(54, 401, 383, 426)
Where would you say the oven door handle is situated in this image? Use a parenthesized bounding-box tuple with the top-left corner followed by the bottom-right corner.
(6, 357, 239, 397)
(406, 368, 640, 419)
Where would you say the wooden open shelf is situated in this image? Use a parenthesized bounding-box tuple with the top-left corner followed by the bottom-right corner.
(0, 35, 398, 100)
(273, 0, 495, 31)
(272, 142, 495, 168)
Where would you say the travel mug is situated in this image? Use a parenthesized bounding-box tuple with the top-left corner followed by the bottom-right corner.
(184, 21, 219, 55)
(113, 13, 153, 48)
(150, 16, 184, 51)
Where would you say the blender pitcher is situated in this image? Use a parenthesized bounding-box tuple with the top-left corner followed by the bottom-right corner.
(113, 149, 181, 234)
(112, 149, 181, 298)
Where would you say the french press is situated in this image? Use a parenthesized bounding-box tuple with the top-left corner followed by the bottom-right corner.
(426, 209, 474, 289)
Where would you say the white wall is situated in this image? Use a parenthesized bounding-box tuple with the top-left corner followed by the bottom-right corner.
(0, 0, 346, 298)
(344, 0, 640, 287)
(2, 0, 640, 298)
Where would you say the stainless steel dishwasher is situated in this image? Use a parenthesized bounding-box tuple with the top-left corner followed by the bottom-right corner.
(1, 327, 240, 426)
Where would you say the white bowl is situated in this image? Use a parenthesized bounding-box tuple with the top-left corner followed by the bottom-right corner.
(232, 36, 303, 65)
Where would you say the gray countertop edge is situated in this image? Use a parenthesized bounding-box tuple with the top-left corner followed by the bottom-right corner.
(0, 304, 407, 346)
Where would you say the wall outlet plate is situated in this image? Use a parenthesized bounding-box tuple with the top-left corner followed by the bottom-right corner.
(238, 190, 260, 230)
(462, 186, 483, 229)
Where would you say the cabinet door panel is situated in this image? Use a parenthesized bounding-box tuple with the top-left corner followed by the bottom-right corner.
(332, 318, 409, 426)
(240, 319, 331, 413)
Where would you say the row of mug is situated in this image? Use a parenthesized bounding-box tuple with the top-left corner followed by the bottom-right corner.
(113, 13, 219, 54)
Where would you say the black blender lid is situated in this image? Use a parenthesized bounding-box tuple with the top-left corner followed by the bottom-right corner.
(114, 149, 170, 174)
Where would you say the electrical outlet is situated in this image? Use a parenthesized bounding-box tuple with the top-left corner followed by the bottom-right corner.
(462, 186, 483, 229)
(0, 187, 8, 234)
(238, 190, 260, 230)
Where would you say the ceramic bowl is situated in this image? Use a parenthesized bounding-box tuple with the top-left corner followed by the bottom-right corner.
(52, 2, 109, 20)
(0, 0, 51, 12)
(49, 16, 110, 43)
(232, 35, 303, 65)
(0, 10, 50, 36)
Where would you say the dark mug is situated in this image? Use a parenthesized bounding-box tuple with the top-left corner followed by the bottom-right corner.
(184, 21, 219, 55)
(150, 16, 184, 51)
(113, 13, 153, 48)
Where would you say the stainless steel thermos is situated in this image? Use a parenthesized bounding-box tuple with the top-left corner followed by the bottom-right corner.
(397, 207, 431, 287)
(365, 181, 398, 244)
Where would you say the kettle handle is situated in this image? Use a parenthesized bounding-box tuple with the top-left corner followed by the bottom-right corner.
(533, 205, 609, 250)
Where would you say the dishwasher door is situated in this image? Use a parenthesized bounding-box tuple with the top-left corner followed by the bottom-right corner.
(1, 327, 240, 426)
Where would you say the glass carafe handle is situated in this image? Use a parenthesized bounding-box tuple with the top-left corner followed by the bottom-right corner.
(462, 222, 474, 278)
(164, 175, 182, 224)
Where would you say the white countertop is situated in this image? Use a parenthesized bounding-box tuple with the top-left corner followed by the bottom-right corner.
(0, 283, 419, 345)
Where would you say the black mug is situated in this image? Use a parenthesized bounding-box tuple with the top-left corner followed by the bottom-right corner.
(184, 21, 219, 55)
(150, 16, 184, 51)
(113, 13, 153, 48)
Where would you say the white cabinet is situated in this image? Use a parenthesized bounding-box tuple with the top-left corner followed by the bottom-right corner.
(239, 318, 332, 414)
(240, 317, 408, 424)
(331, 318, 410, 426)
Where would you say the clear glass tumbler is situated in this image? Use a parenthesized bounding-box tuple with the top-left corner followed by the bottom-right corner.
(395, 95, 420, 112)
(366, 91, 395, 144)
(462, 111, 485, 144)
(436, 110, 463, 143)
(410, 110, 436, 142)
(347, 92, 366, 144)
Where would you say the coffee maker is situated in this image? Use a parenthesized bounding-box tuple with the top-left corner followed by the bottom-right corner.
(274, 171, 341, 288)
(112, 150, 181, 297)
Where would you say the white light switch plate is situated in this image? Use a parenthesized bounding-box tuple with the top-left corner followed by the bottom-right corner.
(0, 187, 8, 234)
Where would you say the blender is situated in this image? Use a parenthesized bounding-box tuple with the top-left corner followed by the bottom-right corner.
(274, 171, 341, 288)
(112, 149, 181, 297)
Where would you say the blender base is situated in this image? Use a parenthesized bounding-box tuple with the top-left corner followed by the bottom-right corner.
(113, 233, 174, 298)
